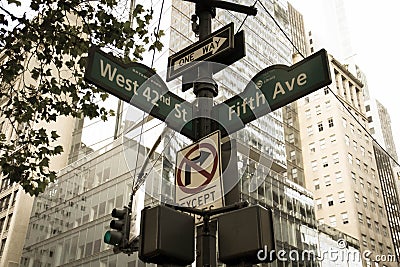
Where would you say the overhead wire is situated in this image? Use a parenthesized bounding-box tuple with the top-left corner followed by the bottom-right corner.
(255, 0, 400, 167)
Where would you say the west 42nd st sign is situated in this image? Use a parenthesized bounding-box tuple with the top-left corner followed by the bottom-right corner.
(84, 47, 195, 140)
(212, 49, 332, 136)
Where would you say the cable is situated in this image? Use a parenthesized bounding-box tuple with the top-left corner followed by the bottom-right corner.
(257, 0, 304, 58)
(256, 0, 400, 168)
(236, 0, 258, 33)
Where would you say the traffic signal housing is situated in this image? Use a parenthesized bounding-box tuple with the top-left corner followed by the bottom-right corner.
(104, 207, 130, 249)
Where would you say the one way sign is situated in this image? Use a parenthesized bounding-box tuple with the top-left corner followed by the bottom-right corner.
(175, 131, 224, 209)
(167, 23, 234, 81)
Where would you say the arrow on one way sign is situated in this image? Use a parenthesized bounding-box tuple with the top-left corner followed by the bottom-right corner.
(167, 23, 234, 81)
(173, 37, 227, 71)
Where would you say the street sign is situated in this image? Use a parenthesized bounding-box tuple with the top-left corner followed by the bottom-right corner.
(181, 30, 246, 92)
(175, 131, 223, 209)
(212, 49, 332, 136)
(167, 23, 234, 81)
(85, 47, 195, 139)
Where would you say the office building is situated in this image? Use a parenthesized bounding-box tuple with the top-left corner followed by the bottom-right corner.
(297, 55, 396, 266)
(0, 48, 76, 266)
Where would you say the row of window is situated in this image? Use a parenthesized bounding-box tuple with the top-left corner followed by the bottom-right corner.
(315, 191, 346, 210)
(318, 212, 348, 227)
(0, 214, 12, 233)
(361, 234, 391, 255)
(354, 192, 382, 210)
(313, 171, 343, 189)
(306, 118, 335, 136)
(358, 213, 388, 236)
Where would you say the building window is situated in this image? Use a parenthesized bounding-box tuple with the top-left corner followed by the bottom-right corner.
(358, 213, 363, 224)
(319, 139, 326, 150)
(375, 221, 380, 233)
(383, 226, 388, 236)
(371, 201, 375, 212)
(288, 133, 294, 143)
(375, 187, 379, 197)
(330, 134, 336, 143)
(366, 105, 370, 112)
(325, 100, 331, 109)
(318, 122, 323, 132)
(366, 217, 371, 228)
(361, 235, 367, 247)
(370, 238, 375, 251)
(291, 168, 298, 179)
(307, 126, 313, 136)
(305, 97, 310, 103)
(345, 135, 350, 146)
(328, 118, 334, 127)
(367, 182, 372, 192)
(354, 192, 360, 202)
(305, 109, 311, 119)
(350, 123, 354, 134)
(362, 197, 368, 207)
(335, 172, 343, 183)
(0, 239, 6, 257)
(338, 191, 345, 203)
(311, 161, 317, 171)
(322, 157, 328, 167)
(309, 142, 315, 152)
(290, 150, 296, 161)
(316, 105, 321, 115)
(356, 158, 361, 168)
(348, 153, 353, 164)
(287, 117, 293, 126)
(324, 87, 329, 95)
(342, 117, 347, 128)
(329, 215, 336, 227)
(379, 206, 384, 216)
(314, 179, 320, 190)
(351, 172, 356, 183)
(360, 178, 364, 188)
(342, 212, 349, 224)
(327, 195, 334, 206)
(360, 146, 365, 156)
(353, 140, 357, 151)
(333, 152, 339, 164)
(324, 175, 331, 187)
(316, 198, 322, 210)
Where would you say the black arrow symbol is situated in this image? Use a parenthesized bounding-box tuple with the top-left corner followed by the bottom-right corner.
(185, 151, 211, 186)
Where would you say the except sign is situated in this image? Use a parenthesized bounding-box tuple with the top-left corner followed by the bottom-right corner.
(167, 23, 234, 81)
(175, 131, 223, 209)
(85, 47, 195, 139)
(212, 49, 332, 136)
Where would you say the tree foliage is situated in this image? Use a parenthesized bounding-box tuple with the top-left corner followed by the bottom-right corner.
(0, 0, 163, 196)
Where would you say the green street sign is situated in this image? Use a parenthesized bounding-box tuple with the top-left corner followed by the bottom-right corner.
(85, 47, 194, 140)
(212, 49, 332, 136)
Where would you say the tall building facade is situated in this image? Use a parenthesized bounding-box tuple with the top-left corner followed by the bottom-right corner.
(0, 50, 76, 266)
(373, 145, 400, 261)
(365, 99, 398, 162)
(298, 55, 396, 266)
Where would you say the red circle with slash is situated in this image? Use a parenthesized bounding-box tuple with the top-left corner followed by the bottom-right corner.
(177, 143, 218, 194)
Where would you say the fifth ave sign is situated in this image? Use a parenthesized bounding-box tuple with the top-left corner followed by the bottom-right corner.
(212, 49, 332, 136)
(167, 23, 234, 81)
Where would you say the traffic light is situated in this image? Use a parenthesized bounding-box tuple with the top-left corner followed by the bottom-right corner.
(104, 207, 130, 249)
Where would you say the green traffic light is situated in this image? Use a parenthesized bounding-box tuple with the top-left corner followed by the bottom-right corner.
(104, 230, 123, 245)
(104, 231, 112, 244)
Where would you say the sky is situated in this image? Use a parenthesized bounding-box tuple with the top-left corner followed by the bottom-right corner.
(288, 0, 400, 157)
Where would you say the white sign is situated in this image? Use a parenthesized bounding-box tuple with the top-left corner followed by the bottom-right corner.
(175, 131, 224, 210)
